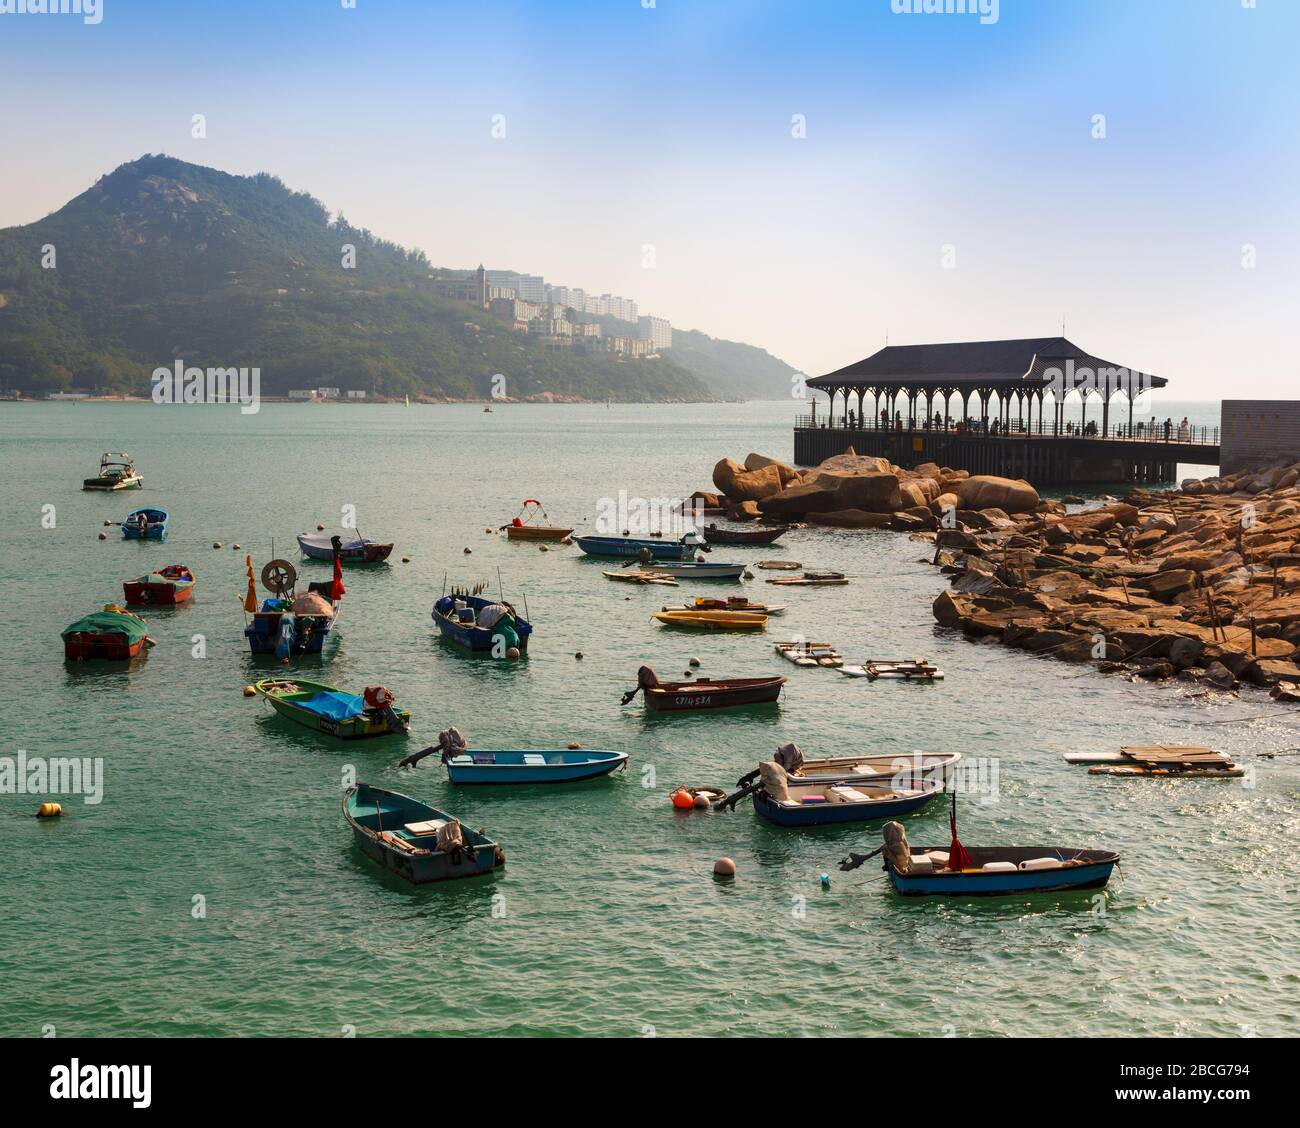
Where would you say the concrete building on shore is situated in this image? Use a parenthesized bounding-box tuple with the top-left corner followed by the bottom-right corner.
(638, 315, 672, 351)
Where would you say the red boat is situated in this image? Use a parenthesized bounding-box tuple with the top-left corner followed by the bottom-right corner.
(62, 607, 154, 661)
(621, 665, 786, 712)
(123, 564, 196, 606)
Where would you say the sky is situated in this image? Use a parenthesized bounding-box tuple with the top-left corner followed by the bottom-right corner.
(1, 0, 1298, 398)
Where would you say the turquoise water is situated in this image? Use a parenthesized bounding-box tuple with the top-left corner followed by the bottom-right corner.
(1, 400, 1296, 1038)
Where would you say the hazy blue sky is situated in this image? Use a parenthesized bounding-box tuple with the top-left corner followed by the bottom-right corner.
(2, 0, 1297, 397)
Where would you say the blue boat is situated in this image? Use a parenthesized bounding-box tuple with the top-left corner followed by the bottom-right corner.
(443, 748, 628, 784)
(432, 592, 532, 653)
(245, 597, 338, 657)
(121, 508, 168, 540)
(343, 783, 504, 884)
(883, 846, 1120, 896)
(573, 533, 702, 560)
(297, 532, 394, 564)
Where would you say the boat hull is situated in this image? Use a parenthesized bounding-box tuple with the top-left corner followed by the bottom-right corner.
(702, 525, 788, 545)
(264, 698, 410, 739)
(83, 476, 142, 491)
(789, 752, 963, 786)
(644, 677, 784, 711)
(886, 848, 1118, 896)
(507, 525, 573, 541)
(651, 611, 767, 630)
(244, 610, 337, 656)
(573, 536, 693, 560)
(650, 563, 746, 579)
(754, 786, 937, 827)
(63, 633, 147, 661)
(123, 580, 194, 606)
(445, 750, 627, 784)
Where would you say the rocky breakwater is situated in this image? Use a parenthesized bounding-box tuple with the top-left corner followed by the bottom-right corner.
(929, 458, 1300, 701)
(701, 450, 1041, 530)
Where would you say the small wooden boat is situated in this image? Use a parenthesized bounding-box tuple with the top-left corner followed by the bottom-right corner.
(766, 571, 847, 587)
(755, 560, 801, 570)
(1072, 745, 1243, 778)
(443, 748, 628, 784)
(882, 846, 1121, 895)
(573, 534, 701, 560)
(253, 677, 410, 739)
(503, 499, 573, 541)
(739, 750, 963, 787)
(702, 524, 788, 546)
(432, 588, 531, 653)
(604, 570, 680, 586)
(62, 606, 154, 661)
(652, 609, 768, 630)
(621, 665, 784, 711)
(121, 507, 167, 540)
(297, 532, 393, 564)
(662, 596, 786, 615)
(647, 561, 746, 580)
(725, 762, 942, 828)
(123, 564, 195, 606)
(775, 641, 842, 667)
(840, 794, 1119, 895)
(840, 660, 944, 681)
(343, 783, 504, 884)
(83, 452, 142, 491)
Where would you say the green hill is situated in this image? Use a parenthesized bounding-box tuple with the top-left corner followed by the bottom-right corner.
(666, 328, 801, 400)
(0, 155, 779, 402)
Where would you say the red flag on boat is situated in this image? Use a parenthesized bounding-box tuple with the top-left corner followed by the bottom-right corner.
(331, 549, 346, 601)
(947, 789, 973, 871)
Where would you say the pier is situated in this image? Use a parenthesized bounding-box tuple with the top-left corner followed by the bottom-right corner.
(798, 336, 1221, 483)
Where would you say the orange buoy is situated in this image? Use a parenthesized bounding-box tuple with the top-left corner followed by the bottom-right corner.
(37, 802, 63, 818)
(671, 787, 696, 810)
(713, 857, 736, 877)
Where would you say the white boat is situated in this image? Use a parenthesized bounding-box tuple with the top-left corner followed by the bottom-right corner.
(840, 660, 944, 681)
(82, 452, 142, 491)
(650, 561, 747, 580)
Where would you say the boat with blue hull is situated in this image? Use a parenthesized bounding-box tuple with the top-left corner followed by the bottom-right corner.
(573, 533, 702, 560)
(443, 748, 628, 784)
(883, 847, 1120, 896)
(242, 554, 342, 659)
(122, 508, 168, 540)
(432, 590, 531, 653)
(753, 779, 941, 827)
(343, 783, 504, 884)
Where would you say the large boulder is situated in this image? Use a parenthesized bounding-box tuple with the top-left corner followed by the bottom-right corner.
(953, 475, 1040, 514)
(757, 480, 842, 516)
(743, 453, 801, 486)
(798, 469, 901, 513)
(712, 458, 785, 502)
(815, 452, 894, 475)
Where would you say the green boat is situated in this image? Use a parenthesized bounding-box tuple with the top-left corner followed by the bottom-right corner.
(252, 677, 411, 739)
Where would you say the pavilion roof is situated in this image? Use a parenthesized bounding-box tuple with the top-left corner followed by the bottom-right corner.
(807, 337, 1166, 390)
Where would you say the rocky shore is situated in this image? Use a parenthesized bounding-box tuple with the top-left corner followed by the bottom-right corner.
(700, 451, 1300, 701)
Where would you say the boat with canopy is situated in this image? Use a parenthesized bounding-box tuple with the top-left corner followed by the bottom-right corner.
(502, 499, 573, 541)
(82, 452, 142, 491)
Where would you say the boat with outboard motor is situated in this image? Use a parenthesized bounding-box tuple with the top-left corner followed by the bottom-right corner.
(297, 531, 393, 564)
(83, 452, 142, 491)
(253, 677, 410, 739)
(241, 549, 343, 659)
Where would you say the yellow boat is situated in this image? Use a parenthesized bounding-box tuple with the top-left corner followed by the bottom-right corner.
(651, 610, 768, 631)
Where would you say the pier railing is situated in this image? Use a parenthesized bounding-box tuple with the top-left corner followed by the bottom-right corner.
(793, 415, 1220, 446)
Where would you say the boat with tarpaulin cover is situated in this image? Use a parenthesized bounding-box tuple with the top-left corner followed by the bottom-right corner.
(253, 677, 410, 739)
(296, 532, 393, 564)
(62, 606, 154, 661)
(343, 783, 505, 884)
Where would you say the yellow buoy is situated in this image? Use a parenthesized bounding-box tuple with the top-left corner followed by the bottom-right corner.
(37, 802, 62, 818)
(401, 556, 411, 563)
(242, 685, 256, 697)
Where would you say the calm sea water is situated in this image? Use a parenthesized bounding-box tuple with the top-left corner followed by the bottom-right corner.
(1, 400, 1296, 1038)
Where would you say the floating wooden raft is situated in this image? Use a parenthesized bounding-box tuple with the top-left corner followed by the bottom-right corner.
(1086, 745, 1244, 778)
